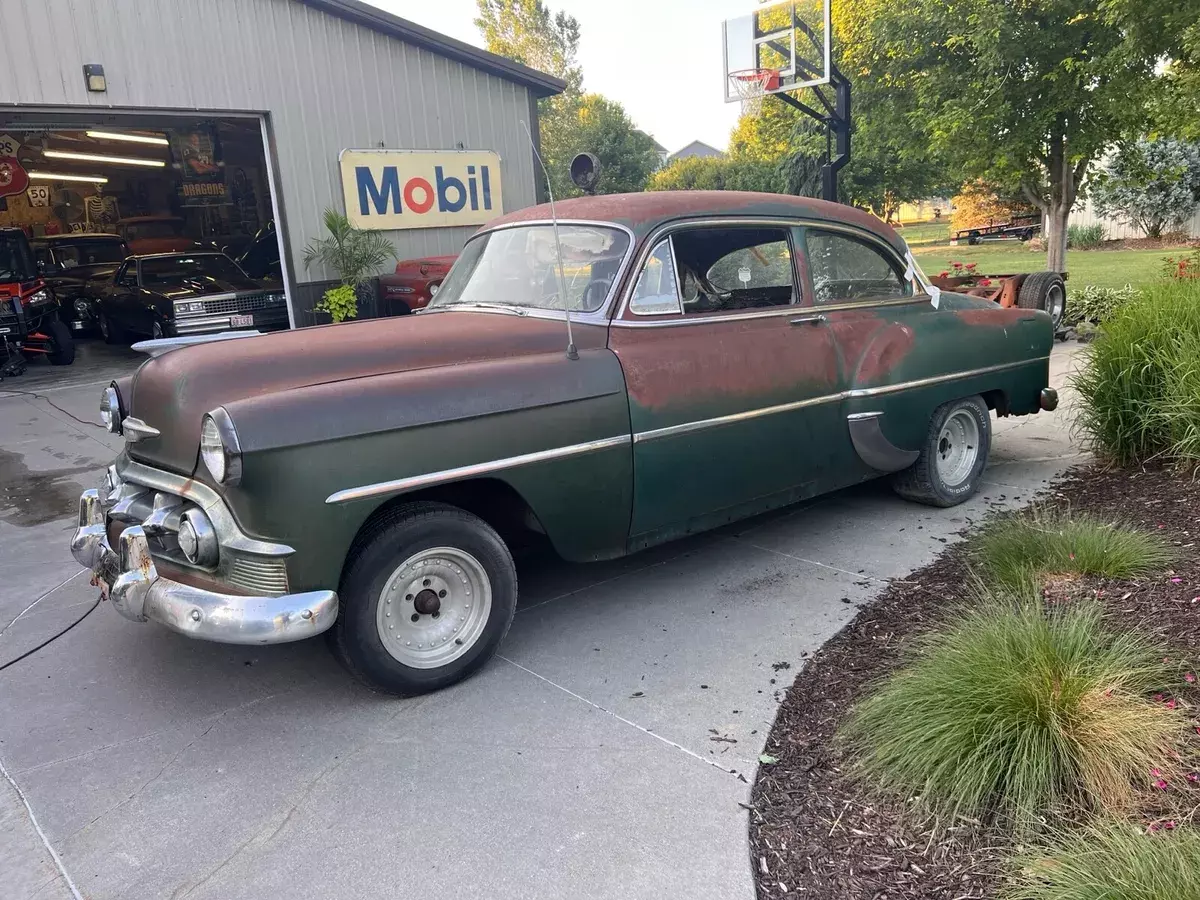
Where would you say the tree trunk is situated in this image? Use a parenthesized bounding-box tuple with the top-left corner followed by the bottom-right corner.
(1045, 202, 1070, 272)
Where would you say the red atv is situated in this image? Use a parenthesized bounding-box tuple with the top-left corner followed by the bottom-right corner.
(0, 228, 75, 377)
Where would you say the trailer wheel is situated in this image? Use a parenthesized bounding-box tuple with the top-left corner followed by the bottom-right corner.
(967, 231, 982, 246)
(1017, 272, 1066, 331)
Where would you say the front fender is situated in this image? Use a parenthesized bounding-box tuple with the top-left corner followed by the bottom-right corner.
(220, 349, 634, 588)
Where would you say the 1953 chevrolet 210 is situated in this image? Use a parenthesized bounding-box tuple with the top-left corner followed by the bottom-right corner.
(71, 192, 1058, 695)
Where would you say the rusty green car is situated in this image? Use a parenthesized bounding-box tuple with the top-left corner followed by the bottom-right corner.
(71, 192, 1058, 695)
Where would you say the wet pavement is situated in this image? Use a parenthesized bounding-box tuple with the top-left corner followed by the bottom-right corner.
(0, 342, 1086, 900)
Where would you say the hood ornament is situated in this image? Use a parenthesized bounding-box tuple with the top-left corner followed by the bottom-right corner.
(131, 330, 264, 358)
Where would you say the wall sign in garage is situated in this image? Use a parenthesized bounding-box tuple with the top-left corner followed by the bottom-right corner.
(339, 149, 503, 230)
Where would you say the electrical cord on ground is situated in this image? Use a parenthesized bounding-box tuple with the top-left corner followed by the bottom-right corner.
(0, 596, 102, 673)
(0, 387, 103, 429)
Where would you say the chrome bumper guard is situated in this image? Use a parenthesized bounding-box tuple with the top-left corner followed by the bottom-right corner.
(71, 489, 338, 645)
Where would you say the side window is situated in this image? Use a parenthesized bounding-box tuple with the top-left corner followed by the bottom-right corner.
(117, 263, 136, 287)
(629, 239, 682, 315)
(804, 230, 912, 305)
(672, 227, 796, 314)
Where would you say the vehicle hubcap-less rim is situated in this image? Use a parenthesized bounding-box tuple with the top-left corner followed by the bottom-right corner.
(376, 547, 492, 669)
(936, 410, 981, 487)
(1046, 283, 1065, 331)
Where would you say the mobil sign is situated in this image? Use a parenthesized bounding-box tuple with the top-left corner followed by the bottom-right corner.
(339, 149, 504, 231)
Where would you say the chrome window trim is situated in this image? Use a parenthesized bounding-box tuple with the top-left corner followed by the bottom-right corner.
(429, 218, 637, 325)
(325, 434, 633, 505)
(629, 236, 684, 316)
(612, 216, 921, 323)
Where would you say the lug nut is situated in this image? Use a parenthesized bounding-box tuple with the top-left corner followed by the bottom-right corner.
(190, 609, 202, 622)
(411, 613, 419, 623)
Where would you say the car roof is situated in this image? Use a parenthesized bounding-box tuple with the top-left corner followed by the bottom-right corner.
(483, 191, 907, 254)
(132, 251, 224, 260)
(31, 233, 126, 243)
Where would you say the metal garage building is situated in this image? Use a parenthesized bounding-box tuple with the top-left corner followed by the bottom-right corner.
(0, 0, 563, 327)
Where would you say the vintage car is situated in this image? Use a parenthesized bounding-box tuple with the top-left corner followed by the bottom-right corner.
(377, 254, 456, 315)
(0, 227, 75, 372)
(92, 251, 289, 342)
(71, 192, 1058, 696)
(30, 233, 130, 334)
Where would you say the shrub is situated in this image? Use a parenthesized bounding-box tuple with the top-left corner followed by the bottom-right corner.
(1162, 248, 1200, 280)
(1072, 281, 1200, 464)
(303, 208, 396, 323)
(842, 601, 1182, 831)
(1090, 138, 1200, 239)
(1067, 223, 1106, 250)
(1007, 822, 1200, 900)
(950, 180, 1038, 233)
(973, 510, 1172, 592)
(1065, 285, 1141, 327)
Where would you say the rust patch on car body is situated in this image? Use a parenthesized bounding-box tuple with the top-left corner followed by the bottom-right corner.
(486, 191, 908, 254)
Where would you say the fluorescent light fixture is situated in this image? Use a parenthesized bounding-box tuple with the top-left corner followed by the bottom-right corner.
(44, 149, 165, 168)
(86, 130, 169, 146)
(28, 171, 109, 184)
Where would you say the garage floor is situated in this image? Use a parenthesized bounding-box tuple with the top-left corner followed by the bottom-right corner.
(1, 343, 1084, 900)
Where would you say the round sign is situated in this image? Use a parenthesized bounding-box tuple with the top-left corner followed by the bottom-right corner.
(0, 157, 30, 200)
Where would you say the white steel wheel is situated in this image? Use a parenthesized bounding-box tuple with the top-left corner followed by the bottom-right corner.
(935, 410, 981, 488)
(375, 547, 492, 669)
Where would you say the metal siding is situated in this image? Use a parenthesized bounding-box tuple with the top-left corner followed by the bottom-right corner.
(0, 0, 541, 284)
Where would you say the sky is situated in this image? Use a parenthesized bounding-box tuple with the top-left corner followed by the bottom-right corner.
(369, 0, 750, 153)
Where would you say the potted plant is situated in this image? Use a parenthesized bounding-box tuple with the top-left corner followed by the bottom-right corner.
(302, 208, 397, 323)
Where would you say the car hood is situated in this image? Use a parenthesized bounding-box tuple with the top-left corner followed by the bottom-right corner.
(156, 276, 263, 299)
(45, 263, 121, 286)
(125, 310, 602, 474)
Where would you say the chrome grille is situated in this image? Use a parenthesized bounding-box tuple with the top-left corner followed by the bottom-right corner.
(201, 293, 284, 315)
(229, 556, 290, 595)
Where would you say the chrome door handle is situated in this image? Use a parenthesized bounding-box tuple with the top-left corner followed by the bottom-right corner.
(790, 314, 827, 326)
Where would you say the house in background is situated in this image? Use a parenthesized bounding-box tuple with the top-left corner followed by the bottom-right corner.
(637, 130, 670, 166)
(667, 140, 725, 163)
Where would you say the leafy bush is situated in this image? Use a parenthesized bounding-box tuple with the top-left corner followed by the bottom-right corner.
(1072, 281, 1200, 464)
(1162, 248, 1200, 280)
(1065, 285, 1142, 327)
(950, 180, 1037, 233)
(1007, 822, 1200, 900)
(646, 155, 784, 193)
(1090, 138, 1200, 239)
(1067, 223, 1106, 250)
(303, 208, 396, 323)
(314, 284, 358, 324)
(842, 601, 1183, 831)
(973, 510, 1172, 592)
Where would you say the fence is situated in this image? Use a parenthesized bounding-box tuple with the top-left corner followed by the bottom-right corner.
(1068, 198, 1200, 240)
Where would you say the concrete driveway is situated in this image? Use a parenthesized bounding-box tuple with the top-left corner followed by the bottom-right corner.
(1, 342, 1084, 900)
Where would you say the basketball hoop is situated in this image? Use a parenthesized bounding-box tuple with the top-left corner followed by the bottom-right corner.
(728, 68, 781, 116)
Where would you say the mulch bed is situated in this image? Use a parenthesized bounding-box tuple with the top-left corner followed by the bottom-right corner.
(749, 464, 1200, 900)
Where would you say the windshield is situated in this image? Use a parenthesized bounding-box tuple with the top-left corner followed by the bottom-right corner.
(140, 255, 247, 287)
(429, 224, 630, 314)
(0, 232, 37, 282)
(53, 240, 128, 268)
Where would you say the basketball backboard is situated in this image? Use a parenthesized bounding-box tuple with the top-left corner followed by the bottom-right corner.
(722, 0, 832, 105)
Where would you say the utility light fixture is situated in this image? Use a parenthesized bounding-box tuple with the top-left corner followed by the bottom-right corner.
(44, 149, 165, 168)
(83, 64, 107, 93)
(28, 171, 109, 184)
(86, 130, 169, 146)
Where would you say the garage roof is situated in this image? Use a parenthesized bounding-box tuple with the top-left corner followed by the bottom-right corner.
(301, 0, 568, 98)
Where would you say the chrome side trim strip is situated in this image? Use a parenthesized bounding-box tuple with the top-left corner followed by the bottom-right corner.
(610, 297, 932, 329)
(844, 359, 1044, 398)
(325, 435, 633, 505)
(633, 357, 1049, 443)
(633, 393, 843, 444)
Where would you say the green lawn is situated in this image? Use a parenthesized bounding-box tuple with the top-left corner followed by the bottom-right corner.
(892, 221, 951, 247)
(910, 243, 1170, 290)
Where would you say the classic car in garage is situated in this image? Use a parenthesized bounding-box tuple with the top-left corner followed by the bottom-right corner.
(30, 233, 130, 334)
(71, 192, 1058, 696)
(91, 251, 289, 341)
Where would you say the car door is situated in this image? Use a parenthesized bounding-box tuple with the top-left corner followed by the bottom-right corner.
(608, 221, 844, 552)
(109, 262, 146, 333)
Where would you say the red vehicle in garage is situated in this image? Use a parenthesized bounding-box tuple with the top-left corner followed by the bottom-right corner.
(377, 254, 456, 315)
(0, 228, 75, 376)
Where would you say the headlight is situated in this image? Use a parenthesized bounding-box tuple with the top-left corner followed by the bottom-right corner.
(200, 408, 242, 486)
(100, 385, 122, 434)
(74, 298, 90, 314)
(174, 299, 206, 315)
(27, 288, 52, 307)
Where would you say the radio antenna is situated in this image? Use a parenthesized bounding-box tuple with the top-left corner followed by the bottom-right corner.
(521, 120, 578, 361)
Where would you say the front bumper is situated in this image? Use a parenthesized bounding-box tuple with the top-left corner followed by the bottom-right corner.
(71, 489, 337, 644)
(173, 307, 289, 336)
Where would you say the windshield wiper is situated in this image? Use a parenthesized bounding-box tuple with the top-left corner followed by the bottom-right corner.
(436, 302, 528, 316)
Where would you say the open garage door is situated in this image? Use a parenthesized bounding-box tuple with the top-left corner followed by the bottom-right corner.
(0, 110, 293, 349)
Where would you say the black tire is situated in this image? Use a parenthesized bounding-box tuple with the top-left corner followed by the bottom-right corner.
(891, 395, 991, 508)
(329, 502, 517, 695)
(1017, 271, 1067, 331)
(151, 320, 168, 340)
(967, 232, 981, 245)
(99, 311, 125, 345)
(45, 318, 75, 366)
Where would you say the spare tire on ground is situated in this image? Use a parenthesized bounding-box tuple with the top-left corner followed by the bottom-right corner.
(1016, 271, 1066, 332)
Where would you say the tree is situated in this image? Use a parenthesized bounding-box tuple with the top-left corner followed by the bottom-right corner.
(1090, 138, 1200, 238)
(541, 94, 661, 198)
(475, 1, 661, 198)
(647, 156, 783, 193)
(839, 0, 1160, 271)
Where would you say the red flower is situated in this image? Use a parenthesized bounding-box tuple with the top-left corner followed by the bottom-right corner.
(965, 262, 977, 271)
(1186, 672, 1196, 684)
(1167, 698, 1178, 710)
(938, 271, 950, 278)
(979, 278, 992, 286)
(1187, 772, 1199, 784)
(1155, 778, 1170, 790)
